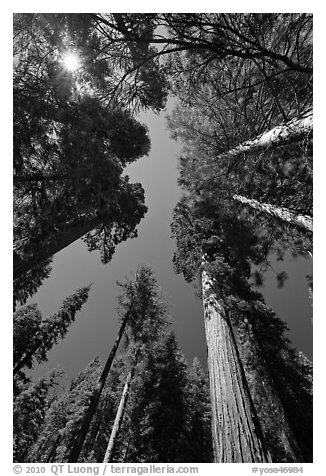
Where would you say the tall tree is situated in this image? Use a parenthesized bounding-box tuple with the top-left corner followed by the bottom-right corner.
(122, 332, 189, 463)
(14, 286, 91, 375)
(171, 196, 309, 462)
(201, 263, 270, 462)
(14, 14, 153, 283)
(102, 361, 137, 463)
(168, 40, 313, 456)
(68, 265, 168, 462)
(67, 299, 136, 462)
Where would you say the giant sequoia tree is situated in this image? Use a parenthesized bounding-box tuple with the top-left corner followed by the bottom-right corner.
(13, 14, 155, 285)
(168, 34, 313, 458)
(171, 194, 312, 462)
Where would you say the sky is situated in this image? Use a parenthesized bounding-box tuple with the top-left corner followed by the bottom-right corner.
(25, 97, 313, 384)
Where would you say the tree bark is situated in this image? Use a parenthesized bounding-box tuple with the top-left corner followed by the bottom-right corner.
(67, 306, 133, 463)
(232, 194, 313, 232)
(103, 367, 134, 463)
(13, 216, 102, 280)
(202, 267, 271, 462)
(217, 113, 312, 161)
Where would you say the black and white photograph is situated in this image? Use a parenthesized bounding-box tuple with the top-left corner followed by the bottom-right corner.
(12, 10, 313, 466)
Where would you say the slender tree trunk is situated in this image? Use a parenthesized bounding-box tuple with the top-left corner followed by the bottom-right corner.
(14, 216, 102, 280)
(68, 306, 133, 463)
(103, 367, 134, 463)
(217, 113, 312, 161)
(202, 267, 271, 462)
(232, 194, 313, 232)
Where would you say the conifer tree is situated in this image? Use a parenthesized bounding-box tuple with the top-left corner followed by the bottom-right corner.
(68, 265, 168, 462)
(102, 362, 137, 463)
(14, 286, 91, 375)
(122, 332, 189, 463)
(14, 14, 153, 283)
(67, 301, 135, 462)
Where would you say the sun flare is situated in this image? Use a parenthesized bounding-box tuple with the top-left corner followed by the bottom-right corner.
(62, 52, 80, 72)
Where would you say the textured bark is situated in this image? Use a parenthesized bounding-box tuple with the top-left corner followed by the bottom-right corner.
(14, 216, 102, 280)
(202, 269, 271, 463)
(68, 307, 132, 463)
(217, 113, 312, 161)
(233, 194, 313, 232)
(103, 367, 134, 463)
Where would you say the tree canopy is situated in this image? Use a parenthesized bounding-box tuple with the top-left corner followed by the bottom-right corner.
(13, 14, 155, 288)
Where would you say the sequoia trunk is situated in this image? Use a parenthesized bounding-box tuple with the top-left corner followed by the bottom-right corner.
(202, 268, 271, 463)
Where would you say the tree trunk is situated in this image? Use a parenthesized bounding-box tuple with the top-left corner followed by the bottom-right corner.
(202, 267, 271, 462)
(103, 367, 134, 463)
(232, 194, 313, 232)
(81, 400, 105, 461)
(67, 306, 133, 463)
(217, 113, 312, 161)
(14, 216, 102, 280)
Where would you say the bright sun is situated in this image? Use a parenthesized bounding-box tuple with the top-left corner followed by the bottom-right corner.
(62, 52, 80, 72)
